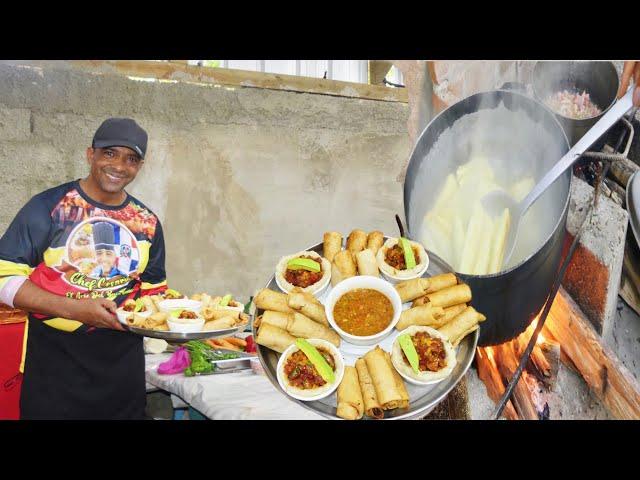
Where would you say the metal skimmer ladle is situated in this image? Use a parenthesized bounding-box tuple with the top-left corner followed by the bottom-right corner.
(482, 86, 635, 267)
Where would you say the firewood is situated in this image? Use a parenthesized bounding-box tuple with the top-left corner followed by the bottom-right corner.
(546, 288, 640, 419)
(475, 348, 519, 420)
(494, 342, 540, 420)
(609, 156, 639, 189)
(620, 274, 640, 316)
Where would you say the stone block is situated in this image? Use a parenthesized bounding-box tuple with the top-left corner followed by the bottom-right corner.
(0, 107, 30, 141)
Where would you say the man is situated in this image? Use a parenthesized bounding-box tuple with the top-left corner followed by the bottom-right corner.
(0, 118, 167, 420)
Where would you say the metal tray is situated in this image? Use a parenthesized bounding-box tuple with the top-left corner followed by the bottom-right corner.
(253, 241, 479, 420)
(126, 323, 248, 343)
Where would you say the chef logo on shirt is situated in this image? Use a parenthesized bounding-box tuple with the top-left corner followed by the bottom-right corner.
(55, 217, 140, 292)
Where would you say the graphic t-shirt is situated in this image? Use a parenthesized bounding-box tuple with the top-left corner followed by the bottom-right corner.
(0, 180, 167, 334)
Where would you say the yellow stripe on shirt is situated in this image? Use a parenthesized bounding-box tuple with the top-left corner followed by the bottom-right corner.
(0, 259, 33, 277)
(43, 247, 66, 268)
(141, 280, 167, 290)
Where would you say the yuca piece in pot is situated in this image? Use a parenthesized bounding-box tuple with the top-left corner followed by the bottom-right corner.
(288, 291, 329, 326)
(336, 366, 365, 420)
(366, 231, 385, 256)
(254, 288, 295, 314)
(426, 284, 472, 309)
(437, 306, 486, 346)
(355, 358, 384, 419)
(346, 229, 368, 257)
(256, 323, 297, 353)
(355, 248, 379, 277)
(331, 250, 357, 287)
(396, 304, 446, 330)
(323, 231, 343, 263)
(363, 346, 406, 411)
(287, 312, 341, 347)
(275, 251, 331, 295)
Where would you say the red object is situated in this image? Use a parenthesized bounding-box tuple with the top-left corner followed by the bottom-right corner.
(0, 322, 25, 419)
(245, 335, 256, 353)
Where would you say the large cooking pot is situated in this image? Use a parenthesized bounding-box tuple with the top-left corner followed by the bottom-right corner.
(404, 90, 572, 346)
(532, 61, 619, 147)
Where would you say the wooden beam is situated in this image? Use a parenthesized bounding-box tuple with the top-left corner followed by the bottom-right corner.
(546, 287, 640, 419)
(10, 60, 407, 104)
(369, 61, 393, 85)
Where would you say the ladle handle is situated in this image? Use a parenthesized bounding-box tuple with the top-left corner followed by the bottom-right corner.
(520, 86, 635, 216)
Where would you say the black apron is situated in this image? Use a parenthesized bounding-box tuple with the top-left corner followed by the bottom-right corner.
(20, 318, 146, 420)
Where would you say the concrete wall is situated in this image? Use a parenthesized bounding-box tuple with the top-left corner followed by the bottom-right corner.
(0, 64, 410, 300)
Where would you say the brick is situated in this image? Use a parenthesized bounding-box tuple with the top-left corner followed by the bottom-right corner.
(562, 177, 628, 338)
(0, 107, 30, 141)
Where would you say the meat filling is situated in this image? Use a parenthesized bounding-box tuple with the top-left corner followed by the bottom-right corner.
(284, 348, 335, 389)
(284, 256, 323, 288)
(402, 332, 447, 372)
(385, 244, 421, 270)
(122, 302, 146, 313)
(178, 310, 198, 319)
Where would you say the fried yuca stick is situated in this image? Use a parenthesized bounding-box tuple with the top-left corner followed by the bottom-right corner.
(323, 231, 343, 263)
(288, 291, 329, 326)
(355, 358, 384, 419)
(331, 250, 357, 287)
(425, 273, 458, 293)
(254, 288, 295, 314)
(258, 310, 291, 330)
(366, 231, 385, 256)
(385, 351, 409, 409)
(336, 366, 365, 420)
(438, 303, 468, 326)
(355, 248, 379, 277)
(346, 229, 368, 256)
(395, 278, 430, 303)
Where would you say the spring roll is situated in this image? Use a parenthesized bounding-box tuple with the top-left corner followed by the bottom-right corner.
(145, 311, 168, 328)
(140, 295, 159, 314)
(258, 310, 291, 330)
(437, 306, 486, 344)
(440, 303, 468, 326)
(126, 313, 145, 327)
(346, 229, 367, 256)
(336, 366, 365, 420)
(385, 351, 409, 409)
(396, 304, 447, 330)
(255, 323, 297, 353)
(364, 346, 404, 410)
(254, 288, 294, 314)
(323, 231, 343, 263)
(202, 316, 237, 331)
(426, 283, 472, 308)
(355, 358, 384, 419)
(288, 292, 329, 326)
(425, 273, 458, 294)
(202, 307, 242, 321)
(366, 230, 385, 256)
(287, 312, 340, 347)
(411, 295, 429, 308)
(331, 250, 357, 287)
(290, 287, 323, 307)
(395, 278, 431, 303)
(150, 322, 169, 331)
(450, 325, 479, 346)
(355, 248, 379, 277)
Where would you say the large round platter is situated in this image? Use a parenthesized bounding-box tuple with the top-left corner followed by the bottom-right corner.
(125, 324, 247, 343)
(253, 240, 479, 420)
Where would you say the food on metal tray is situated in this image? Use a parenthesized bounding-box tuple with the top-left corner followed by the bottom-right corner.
(255, 288, 295, 314)
(346, 229, 368, 257)
(366, 230, 385, 256)
(363, 346, 409, 410)
(288, 289, 329, 326)
(323, 231, 343, 264)
(336, 366, 365, 420)
(333, 288, 394, 337)
(330, 249, 357, 286)
(255, 322, 297, 353)
(355, 358, 384, 419)
(377, 237, 428, 278)
(392, 326, 457, 383)
(425, 283, 472, 309)
(275, 251, 331, 294)
(355, 248, 379, 277)
(396, 303, 446, 331)
(437, 306, 486, 346)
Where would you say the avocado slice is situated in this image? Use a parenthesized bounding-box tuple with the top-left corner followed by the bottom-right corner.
(295, 338, 335, 383)
(399, 237, 417, 270)
(166, 288, 182, 297)
(134, 298, 145, 313)
(170, 309, 183, 318)
(398, 334, 420, 374)
(287, 258, 321, 272)
(219, 294, 233, 307)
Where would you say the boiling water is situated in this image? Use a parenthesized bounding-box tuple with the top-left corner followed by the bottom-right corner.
(410, 101, 567, 275)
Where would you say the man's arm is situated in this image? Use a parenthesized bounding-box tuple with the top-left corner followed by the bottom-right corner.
(0, 195, 123, 330)
(13, 279, 124, 330)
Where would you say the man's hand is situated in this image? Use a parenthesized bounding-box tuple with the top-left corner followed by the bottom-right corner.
(618, 61, 640, 107)
(68, 298, 125, 331)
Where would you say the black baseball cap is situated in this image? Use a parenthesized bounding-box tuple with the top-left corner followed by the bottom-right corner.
(92, 118, 148, 159)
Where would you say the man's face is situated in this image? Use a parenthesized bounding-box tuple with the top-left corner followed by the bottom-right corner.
(96, 249, 117, 275)
(86, 146, 144, 194)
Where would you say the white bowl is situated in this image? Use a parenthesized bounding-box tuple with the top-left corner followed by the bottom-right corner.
(376, 238, 429, 284)
(390, 325, 457, 386)
(116, 307, 152, 326)
(324, 276, 402, 346)
(158, 299, 202, 314)
(276, 338, 345, 402)
(167, 316, 205, 333)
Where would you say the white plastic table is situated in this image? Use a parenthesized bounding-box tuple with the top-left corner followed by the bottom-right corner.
(144, 353, 322, 420)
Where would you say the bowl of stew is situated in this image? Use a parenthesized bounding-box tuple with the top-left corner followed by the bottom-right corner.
(325, 276, 402, 346)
